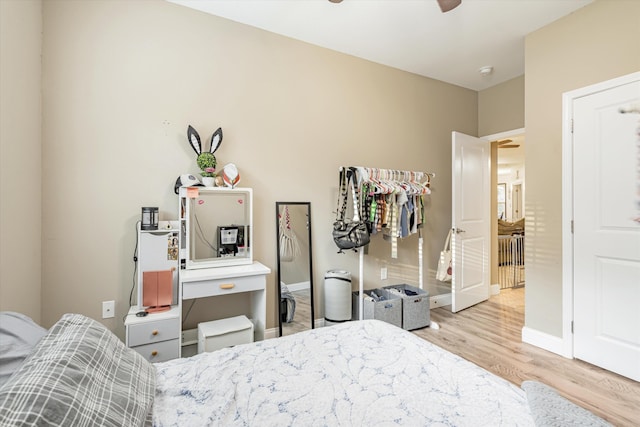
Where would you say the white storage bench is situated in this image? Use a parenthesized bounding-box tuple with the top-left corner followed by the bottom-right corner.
(197, 315, 254, 353)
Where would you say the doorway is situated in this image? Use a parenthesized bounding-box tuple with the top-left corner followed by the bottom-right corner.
(484, 128, 526, 296)
(496, 133, 525, 291)
(443, 129, 526, 312)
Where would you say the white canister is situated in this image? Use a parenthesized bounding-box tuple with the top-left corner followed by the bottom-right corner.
(324, 270, 352, 322)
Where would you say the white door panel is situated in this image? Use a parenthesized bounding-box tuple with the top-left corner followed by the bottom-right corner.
(452, 132, 490, 312)
(596, 258, 640, 344)
(572, 76, 640, 381)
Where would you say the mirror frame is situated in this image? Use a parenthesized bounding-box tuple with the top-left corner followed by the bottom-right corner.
(179, 186, 253, 269)
(275, 202, 315, 337)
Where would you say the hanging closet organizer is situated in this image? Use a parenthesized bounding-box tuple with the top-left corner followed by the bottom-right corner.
(338, 166, 435, 320)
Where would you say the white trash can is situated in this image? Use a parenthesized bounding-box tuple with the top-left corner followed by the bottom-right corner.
(324, 270, 352, 322)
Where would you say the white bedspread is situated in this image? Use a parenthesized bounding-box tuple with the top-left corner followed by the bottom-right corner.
(153, 319, 533, 426)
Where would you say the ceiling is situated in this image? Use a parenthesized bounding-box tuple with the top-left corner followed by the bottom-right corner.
(167, 0, 592, 91)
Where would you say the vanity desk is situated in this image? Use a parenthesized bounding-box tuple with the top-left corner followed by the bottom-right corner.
(126, 187, 268, 361)
(179, 261, 270, 343)
(177, 186, 269, 357)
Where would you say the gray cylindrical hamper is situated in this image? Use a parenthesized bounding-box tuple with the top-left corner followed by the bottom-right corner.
(324, 270, 352, 322)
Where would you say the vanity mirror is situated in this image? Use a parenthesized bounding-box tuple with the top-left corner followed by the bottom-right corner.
(179, 187, 252, 269)
(275, 202, 315, 337)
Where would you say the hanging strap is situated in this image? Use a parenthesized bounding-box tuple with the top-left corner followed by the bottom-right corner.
(443, 229, 452, 252)
(348, 168, 362, 222)
(337, 167, 364, 223)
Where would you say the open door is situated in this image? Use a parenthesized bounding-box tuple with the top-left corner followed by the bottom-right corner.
(452, 131, 491, 312)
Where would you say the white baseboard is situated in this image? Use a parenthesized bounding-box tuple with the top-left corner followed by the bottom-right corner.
(430, 293, 451, 309)
(522, 326, 572, 358)
(490, 284, 500, 295)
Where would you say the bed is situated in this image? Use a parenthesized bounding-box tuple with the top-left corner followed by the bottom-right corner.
(0, 312, 610, 426)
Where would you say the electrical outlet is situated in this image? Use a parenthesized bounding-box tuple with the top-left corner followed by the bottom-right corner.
(102, 300, 115, 319)
(380, 267, 388, 280)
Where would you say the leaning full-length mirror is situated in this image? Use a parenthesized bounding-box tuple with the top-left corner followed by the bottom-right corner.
(275, 202, 314, 337)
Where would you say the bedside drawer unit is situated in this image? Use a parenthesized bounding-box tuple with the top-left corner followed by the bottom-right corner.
(125, 306, 180, 362)
(127, 317, 180, 347)
(182, 274, 266, 299)
(131, 339, 180, 363)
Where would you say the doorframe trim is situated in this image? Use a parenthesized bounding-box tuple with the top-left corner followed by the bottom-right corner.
(482, 128, 525, 143)
(561, 71, 640, 359)
(482, 127, 525, 287)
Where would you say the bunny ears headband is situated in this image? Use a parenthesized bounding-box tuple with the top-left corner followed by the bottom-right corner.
(187, 125, 223, 156)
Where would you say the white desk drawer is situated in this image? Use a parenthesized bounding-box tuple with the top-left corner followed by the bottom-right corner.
(127, 317, 180, 347)
(183, 274, 266, 299)
(131, 339, 179, 363)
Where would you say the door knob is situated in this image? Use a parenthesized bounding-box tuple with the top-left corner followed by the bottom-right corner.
(454, 228, 466, 234)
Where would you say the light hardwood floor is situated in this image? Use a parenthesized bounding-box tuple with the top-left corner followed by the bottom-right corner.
(413, 288, 640, 427)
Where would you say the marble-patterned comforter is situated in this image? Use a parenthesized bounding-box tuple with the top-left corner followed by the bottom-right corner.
(153, 319, 533, 426)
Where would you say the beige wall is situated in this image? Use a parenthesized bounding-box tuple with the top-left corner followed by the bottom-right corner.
(524, 0, 640, 336)
(0, 0, 42, 322)
(30, 0, 477, 336)
(5, 0, 635, 346)
(478, 76, 525, 286)
(478, 75, 524, 137)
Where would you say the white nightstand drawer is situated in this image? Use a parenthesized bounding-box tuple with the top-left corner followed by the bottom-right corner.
(182, 274, 265, 299)
(127, 317, 180, 347)
(131, 339, 179, 363)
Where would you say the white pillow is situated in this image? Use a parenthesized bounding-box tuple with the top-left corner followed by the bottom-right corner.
(0, 311, 47, 389)
(521, 380, 612, 426)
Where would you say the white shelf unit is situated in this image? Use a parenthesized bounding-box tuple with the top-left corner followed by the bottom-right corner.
(124, 221, 181, 362)
(136, 221, 180, 310)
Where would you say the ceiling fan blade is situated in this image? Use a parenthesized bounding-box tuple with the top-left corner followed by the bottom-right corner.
(437, 0, 462, 13)
(496, 139, 513, 145)
(498, 145, 520, 148)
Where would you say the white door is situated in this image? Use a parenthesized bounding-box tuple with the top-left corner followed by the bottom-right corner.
(452, 132, 491, 312)
(572, 75, 640, 381)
